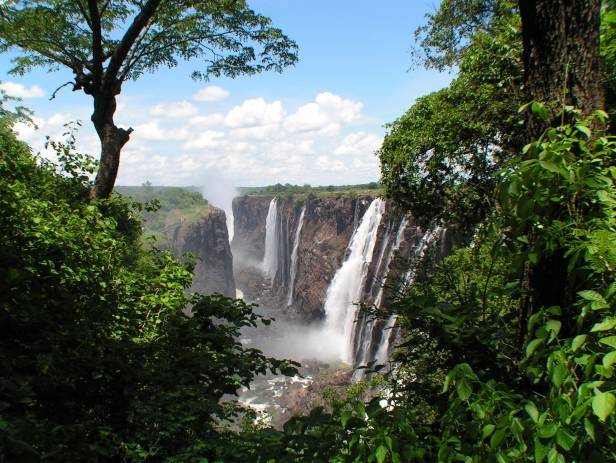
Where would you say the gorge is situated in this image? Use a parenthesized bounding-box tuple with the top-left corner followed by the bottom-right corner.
(131, 185, 455, 424)
(230, 192, 454, 372)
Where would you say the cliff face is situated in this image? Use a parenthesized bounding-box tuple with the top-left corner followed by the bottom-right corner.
(231, 193, 455, 369)
(231, 195, 272, 264)
(168, 208, 236, 298)
(290, 196, 372, 320)
(231, 194, 373, 319)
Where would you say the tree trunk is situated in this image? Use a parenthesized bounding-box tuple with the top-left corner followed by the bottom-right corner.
(89, 94, 132, 200)
(516, 0, 604, 351)
(519, 0, 604, 139)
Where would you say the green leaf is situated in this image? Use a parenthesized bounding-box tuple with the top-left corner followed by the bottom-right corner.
(538, 422, 559, 438)
(603, 351, 616, 368)
(490, 428, 506, 449)
(526, 338, 544, 357)
(456, 378, 472, 401)
(551, 364, 567, 388)
(539, 160, 561, 174)
(584, 418, 595, 442)
(482, 424, 496, 439)
(534, 437, 548, 463)
(547, 448, 564, 463)
(599, 336, 616, 349)
(376, 445, 388, 463)
(572, 335, 588, 352)
(525, 402, 539, 423)
(591, 318, 616, 332)
(591, 392, 615, 422)
(531, 101, 549, 122)
(340, 411, 352, 428)
(578, 290, 605, 302)
(555, 428, 576, 451)
(575, 124, 591, 138)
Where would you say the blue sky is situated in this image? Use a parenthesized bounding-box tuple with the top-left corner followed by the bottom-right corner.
(0, 0, 452, 200)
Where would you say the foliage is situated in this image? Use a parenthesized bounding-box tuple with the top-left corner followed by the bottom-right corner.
(237, 182, 381, 196)
(0, 120, 296, 461)
(115, 184, 212, 241)
(380, 1, 523, 234)
(411, 0, 517, 71)
(0, 0, 298, 85)
(266, 114, 616, 462)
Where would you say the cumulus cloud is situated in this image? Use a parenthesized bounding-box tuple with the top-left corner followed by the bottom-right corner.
(225, 98, 285, 128)
(188, 113, 225, 129)
(333, 132, 382, 156)
(182, 130, 225, 149)
(193, 85, 230, 102)
(150, 100, 197, 118)
(0, 81, 45, 98)
(284, 92, 363, 135)
(12, 90, 382, 188)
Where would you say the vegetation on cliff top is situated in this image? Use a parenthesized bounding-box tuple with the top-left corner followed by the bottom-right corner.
(238, 182, 382, 202)
(1, 0, 615, 461)
(115, 184, 212, 244)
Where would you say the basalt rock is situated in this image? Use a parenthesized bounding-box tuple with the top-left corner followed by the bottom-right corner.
(168, 208, 236, 298)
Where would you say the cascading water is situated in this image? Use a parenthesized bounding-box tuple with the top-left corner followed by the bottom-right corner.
(262, 198, 279, 279)
(373, 223, 445, 365)
(354, 216, 410, 369)
(322, 198, 385, 364)
(287, 205, 306, 306)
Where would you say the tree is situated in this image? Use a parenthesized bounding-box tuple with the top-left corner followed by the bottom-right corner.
(519, 0, 604, 138)
(0, 0, 298, 199)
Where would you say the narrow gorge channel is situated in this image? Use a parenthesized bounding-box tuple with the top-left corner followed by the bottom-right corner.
(225, 192, 455, 425)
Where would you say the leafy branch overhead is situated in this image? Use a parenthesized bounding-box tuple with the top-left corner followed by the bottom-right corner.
(0, 0, 298, 199)
(0, 0, 298, 94)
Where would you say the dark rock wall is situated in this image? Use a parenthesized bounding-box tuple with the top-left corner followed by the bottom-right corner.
(168, 208, 236, 298)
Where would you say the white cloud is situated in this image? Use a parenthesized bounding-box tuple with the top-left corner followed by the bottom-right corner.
(188, 113, 225, 129)
(0, 81, 45, 98)
(193, 85, 230, 102)
(11, 90, 382, 188)
(316, 155, 347, 172)
(132, 120, 188, 141)
(150, 100, 197, 118)
(182, 130, 225, 149)
(333, 132, 382, 156)
(284, 92, 363, 135)
(225, 98, 285, 128)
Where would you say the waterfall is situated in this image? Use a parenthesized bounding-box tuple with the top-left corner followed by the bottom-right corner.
(354, 215, 410, 368)
(287, 205, 306, 306)
(262, 198, 279, 279)
(373, 223, 445, 365)
(323, 198, 385, 364)
(374, 216, 409, 307)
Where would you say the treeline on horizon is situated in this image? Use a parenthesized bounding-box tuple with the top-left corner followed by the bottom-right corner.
(1, 0, 615, 462)
(237, 181, 381, 196)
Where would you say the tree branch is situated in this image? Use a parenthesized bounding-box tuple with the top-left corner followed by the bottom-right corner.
(49, 81, 74, 100)
(104, 0, 162, 90)
(87, 0, 103, 85)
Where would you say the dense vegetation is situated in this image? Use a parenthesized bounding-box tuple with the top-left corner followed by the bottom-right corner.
(0, 118, 297, 461)
(115, 185, 211, 244)
(242, 1, 616, 462)
(1, 0, 615, 462)
(237, 182, 381, 196)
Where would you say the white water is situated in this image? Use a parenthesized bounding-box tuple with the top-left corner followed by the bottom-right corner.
(287, 205, 306, 306)
(323, 198, 386, 364)
(262, 198, 279, 279)
(355, 216, 410, 368)
(374, 223, 444, 365)
(374, 216, 410, 307)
